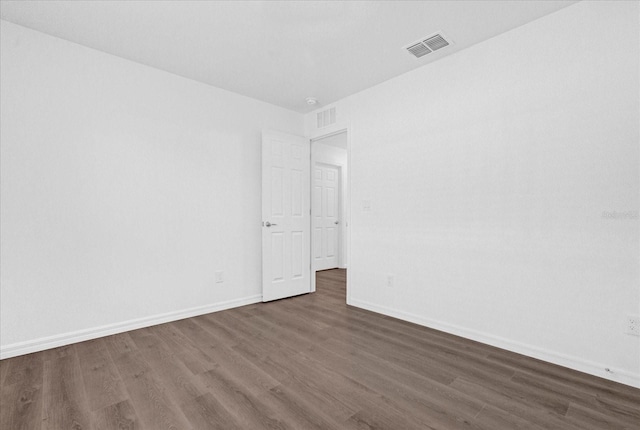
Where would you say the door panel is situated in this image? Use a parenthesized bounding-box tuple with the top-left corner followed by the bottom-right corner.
(313, 163, 340, 271)
(262, 131, 311, 302)
(327, 227, 336, 257)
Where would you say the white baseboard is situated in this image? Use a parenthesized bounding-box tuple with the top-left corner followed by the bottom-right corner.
(0, 294, 262, 360)
(349, 298, 640, 389)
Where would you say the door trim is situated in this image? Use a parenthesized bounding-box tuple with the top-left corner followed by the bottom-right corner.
(309, 126, 350, 301)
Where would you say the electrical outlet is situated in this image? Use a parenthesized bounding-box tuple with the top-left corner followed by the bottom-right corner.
(387, 274, 394, 288)
(215, 271, 224, 283)
(627, 315, 640, 336)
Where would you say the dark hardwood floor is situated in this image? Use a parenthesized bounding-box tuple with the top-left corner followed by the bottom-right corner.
(2, 268, 639, 429)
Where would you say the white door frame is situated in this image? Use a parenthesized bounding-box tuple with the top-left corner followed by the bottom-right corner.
(308, 125, 351, 301)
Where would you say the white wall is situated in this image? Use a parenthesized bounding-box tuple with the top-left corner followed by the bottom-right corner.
(0, 21, 303, 357)
(308, 1, 640, 387)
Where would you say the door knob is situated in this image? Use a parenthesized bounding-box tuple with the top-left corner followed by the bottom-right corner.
(334, 221, 339, 225)
(265, 221, 277, 227)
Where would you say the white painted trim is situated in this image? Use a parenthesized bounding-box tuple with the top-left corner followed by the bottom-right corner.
(308, 122, 349, 141)
(0, 294, 262, 360)
(349, 298, 640, 389)
(308, 124, 351, 296)
(345, 123, 352, 305)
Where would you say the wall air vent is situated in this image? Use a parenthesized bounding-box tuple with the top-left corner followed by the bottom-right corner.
(404, 32, 453, 59)
(316, 107, 336, 129)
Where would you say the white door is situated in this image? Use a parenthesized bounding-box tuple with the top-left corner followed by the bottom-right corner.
(313, 163, 340, 271)
(262, 130, 311, 302)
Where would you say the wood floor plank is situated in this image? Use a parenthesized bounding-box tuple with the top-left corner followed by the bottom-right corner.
(2, 353, 43, 388)
(473, 404, 546, 430)
(2, 268, 639, 430)
(258, 352, 360, 422)
(256, 301, 331, 342)
(101, 332, 138, 361)
(0, 376, 43, 430)
(299, 340, 487, 430)
(232, 340, 302, 384)
(0, 357, 8, 388)
(320, 329, 458, 386)
(91, 399, 138, 430)
(41, 344, 75, 362)
(179, 392, 241, 430)
(486, 348, 640, 403)
(196, 311, 262, 343)
(146, 322, 217, 375)
(347, 406, 440, 430)
(564, 401, 629, 430)
(42, 348, 93, 430)
(75, 338, 129, 411)
(216, 311, 306, 359)
(306, 336, 486, 420)
(297, 299, 517, 386)
(0, 353, 44, 429)
(198, 369, 291, 430)
(109, 350, 193, 430)
(177, 318, 281, 394)
(451, 371, 572, 417)
(275, 299, 332, 331)
(129, 331, 240, 429)
(191, 311, 244, 347)
(450, 377, 584, 430)
(510, 370, 640, 427)
(258, 384, 345, 430)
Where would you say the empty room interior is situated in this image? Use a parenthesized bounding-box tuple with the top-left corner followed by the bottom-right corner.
(1, 0, 639, 429)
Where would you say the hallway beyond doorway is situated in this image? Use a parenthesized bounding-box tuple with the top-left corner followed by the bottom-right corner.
(316, 268, 346, 303)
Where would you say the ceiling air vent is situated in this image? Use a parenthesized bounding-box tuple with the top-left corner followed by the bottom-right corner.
(404, 32, 453, 59)
(407, 42, 432, 58)
(316, 107, 336, 129)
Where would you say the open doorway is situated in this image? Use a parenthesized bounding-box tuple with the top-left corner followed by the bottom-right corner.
(261, 128, 347, 303)
(311, 130, 348, 299)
